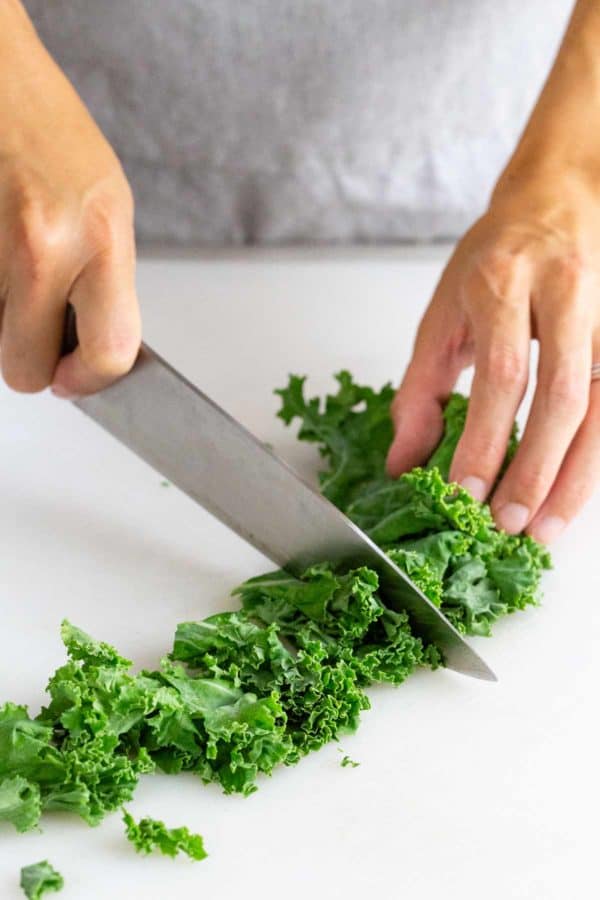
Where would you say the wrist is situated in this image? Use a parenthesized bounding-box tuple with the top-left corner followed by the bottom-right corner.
(491, 153, 600, 211)
(491, 2, 600, 209)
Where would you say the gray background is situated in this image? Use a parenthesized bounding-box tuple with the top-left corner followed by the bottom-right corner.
(26, 1, 572, 246)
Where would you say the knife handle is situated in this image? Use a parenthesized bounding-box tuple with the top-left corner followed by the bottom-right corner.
(62, 304, 78, 356)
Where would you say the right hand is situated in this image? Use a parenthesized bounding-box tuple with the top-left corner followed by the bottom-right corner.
(0, 1, 141, 398)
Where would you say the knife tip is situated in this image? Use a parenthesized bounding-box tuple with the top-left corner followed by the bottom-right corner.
(447, 651, 498, 682)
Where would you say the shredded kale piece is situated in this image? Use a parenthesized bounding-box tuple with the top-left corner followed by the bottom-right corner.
(122, 810, 207, 861)
(0, 561, 437, 835)
(20, 860, 64, 899)
(339, 751, 360, 768)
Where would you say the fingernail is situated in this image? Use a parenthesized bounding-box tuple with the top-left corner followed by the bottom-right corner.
(529, 515, 566, 545)
(495, 502, 530, 534)
(51, 385, 79, 400)
(459, 475, 487, 502)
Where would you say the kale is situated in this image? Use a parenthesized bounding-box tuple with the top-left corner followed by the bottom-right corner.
(339, 752, 360, 768)
(19, 860, 63, 899)
(0, 561, 437, 835)
(1, 371, 551, 884)
(275, 371, 395, 508)
(276, 373, 551, 636)
(0, 773, 41, 833)
(122, 810, 207, 861)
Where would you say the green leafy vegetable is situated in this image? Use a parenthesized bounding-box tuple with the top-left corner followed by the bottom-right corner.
(339, 752, 360, 768)
(122, 810, 207, 861)
(276, 373, 551, 637)
(0, 564, 437, 837)
(276, 371, 395, 508)
(172, 562, 437, 765)
(0, 774, 41, 833)
(1, 370, 551, 869)
(20, 860, 63, 899)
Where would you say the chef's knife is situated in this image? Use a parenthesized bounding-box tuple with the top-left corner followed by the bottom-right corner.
(64, 317, 495, 681)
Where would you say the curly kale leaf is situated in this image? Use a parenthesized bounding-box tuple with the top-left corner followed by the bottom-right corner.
(19, 860, 64, 899)
(122, 810, 207, 861)
(277, 372, 551, 638)
(234, 564, 438, 690)
(347, 467, 496, 544)
(174, 564, 437, 760)
(276, 372, 395, 508)
(0, 775, 41, 833)
(144, 661, 291, 796)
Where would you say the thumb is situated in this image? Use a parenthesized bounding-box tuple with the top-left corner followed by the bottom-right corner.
(52, 251, 140, 397)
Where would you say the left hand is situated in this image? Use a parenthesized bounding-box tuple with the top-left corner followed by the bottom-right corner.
(386, 170, 600, 544)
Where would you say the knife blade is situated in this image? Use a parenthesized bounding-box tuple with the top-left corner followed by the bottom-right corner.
(70, 339, 495, 682)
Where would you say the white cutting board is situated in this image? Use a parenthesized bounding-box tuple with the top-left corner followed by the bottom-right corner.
(0, 247, 597, 900)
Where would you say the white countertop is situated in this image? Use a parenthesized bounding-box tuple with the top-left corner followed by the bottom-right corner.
(1, 247, 598, 900)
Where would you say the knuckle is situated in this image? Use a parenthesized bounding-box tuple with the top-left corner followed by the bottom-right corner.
(480, 342, 527, 393)
(82, 183, 134, 254)
(512, 464, 549, 501)
(83, 204, 119, 253)
(82, 329, 140, 378)
(563, 477, 593, 512)
(14, 208, 69, 286)
(556, 249, 586, 283)
(470, 245, 521, 298)
(459, 433, 505, 469)
(537, 251, 592, 317)
(543, 363, 588, 418)
(8, 175, 70, 275)
(480, 246, 516, 280)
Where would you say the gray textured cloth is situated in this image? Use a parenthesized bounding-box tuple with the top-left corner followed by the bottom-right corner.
(26, 1, 571, 245)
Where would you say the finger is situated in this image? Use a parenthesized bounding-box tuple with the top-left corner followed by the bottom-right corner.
(527, 380, 600, 543)
(386, 269, 473, 476)
(447, 252, 531, 500)
(491, 279, 592, 533)
(0, 252, 68, 394)
(51, 247, 141, 397)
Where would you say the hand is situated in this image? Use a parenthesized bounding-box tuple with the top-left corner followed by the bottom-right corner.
(387, 171, 600, 543)
(0, 1, 140, 398)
